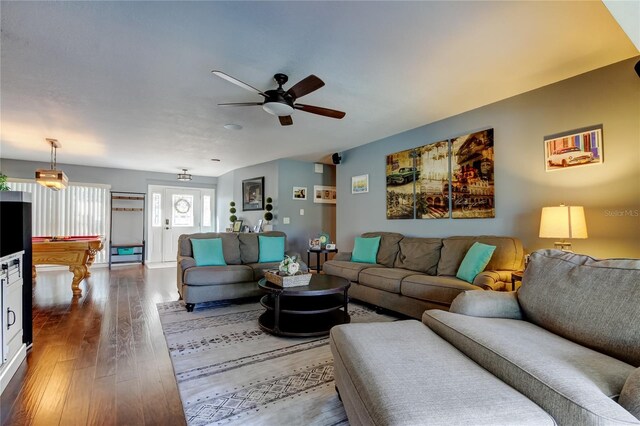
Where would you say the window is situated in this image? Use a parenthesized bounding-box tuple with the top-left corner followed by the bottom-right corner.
(9, 180, 110, 263)
(172, 194, 194, 227)
(202, 195, 211, 227)
(152, 193, 162, 227)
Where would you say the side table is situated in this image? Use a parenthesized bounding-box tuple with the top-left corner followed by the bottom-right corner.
(511, 271, 524, 292)
(307, 248, 338, 273)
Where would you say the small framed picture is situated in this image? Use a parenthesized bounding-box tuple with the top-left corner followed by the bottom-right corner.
(544, 125, 603, 172)
(351, 174, 369, 194)
(292, 186, 307, 200)
(254, 219, 264, 232)
(233, 220, 243, 232)
(325, 243, 336, 250)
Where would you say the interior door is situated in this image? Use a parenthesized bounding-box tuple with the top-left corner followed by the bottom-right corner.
(162, 188, 202, 262)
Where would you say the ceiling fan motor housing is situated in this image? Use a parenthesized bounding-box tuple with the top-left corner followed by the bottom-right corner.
(262, 87, 294, 116)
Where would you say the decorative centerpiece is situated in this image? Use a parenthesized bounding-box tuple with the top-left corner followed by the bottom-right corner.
(265, 255, 311, 287)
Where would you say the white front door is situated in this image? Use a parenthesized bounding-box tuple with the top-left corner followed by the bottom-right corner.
(147, 185, 215, 263)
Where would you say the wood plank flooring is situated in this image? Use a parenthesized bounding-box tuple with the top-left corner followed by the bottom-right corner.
(1, 265, 186, 426)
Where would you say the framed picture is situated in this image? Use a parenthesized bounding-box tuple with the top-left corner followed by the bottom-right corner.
(232, 220, 243, 232)
(254, 219, 264, 233)
(313, 185, 336, 204)
(544, 125, 603, 172)
(386, 147, 419, 219)
(242, 177, 264, 211)
(292, 186, 307, 200)
(351, 174, 369, 194)
(451, 129, 495, 219)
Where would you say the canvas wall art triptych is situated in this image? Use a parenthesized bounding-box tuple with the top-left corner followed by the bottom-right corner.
(386, 128, 495, 220)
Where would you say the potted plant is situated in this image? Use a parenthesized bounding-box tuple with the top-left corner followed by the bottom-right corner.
(0, 173, 10, 191)
(229, 201, 237, 229)
(263, 197, 274, 231)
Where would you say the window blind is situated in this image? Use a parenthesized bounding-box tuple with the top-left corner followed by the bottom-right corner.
(8, 180, 111, 263)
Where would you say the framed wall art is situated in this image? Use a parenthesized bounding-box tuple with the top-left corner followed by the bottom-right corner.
(450, 129, 495, 219)
(242, 176, 264, 211)
(313, 185, 336, 204)
(292, 186, 307, 200)
(544, 125, 603, 172)
(385, 147, 418, 219)
(351, 174, 369, 194)
(415, 140, 450, 219)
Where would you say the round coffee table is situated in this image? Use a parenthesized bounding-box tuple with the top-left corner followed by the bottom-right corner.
(258, 274, 350, 337)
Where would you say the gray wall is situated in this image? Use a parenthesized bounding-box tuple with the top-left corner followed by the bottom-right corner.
(277, 159, 336, 265)
(336, 57, 640, 258)
(215, 159, 337, 265)
(0, 158, 217, 192)
(215, 160, 279, 232)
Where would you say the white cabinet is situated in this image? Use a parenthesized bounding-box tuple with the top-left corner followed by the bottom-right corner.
(0, 251, 26, 394)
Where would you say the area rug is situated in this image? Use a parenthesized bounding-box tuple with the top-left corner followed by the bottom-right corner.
(157, 300, 397, 426)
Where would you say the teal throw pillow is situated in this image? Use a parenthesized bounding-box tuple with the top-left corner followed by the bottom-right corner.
(191, 238, 227, 266)
(351, 236, 381, 264)
(258, 236, 285, 263)
(456, 242, 496, 283)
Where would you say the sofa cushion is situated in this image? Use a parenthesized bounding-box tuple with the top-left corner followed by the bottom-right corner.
(257, 235, 285, 263)
(191, 238, 227, 266)
(183, 265, 253, 286)
(619, 367, 640, 419)
(437, 236, 523, 276)
(362, 232, 404, 268)
(322, 260, 376, 283)
(424, 310, 639, 426)
(358, 268, 416, 294)
(239, 231, 286, 264)
(456, 242, 496, 283)
(330, 321, 555, 426)
(179, 232, 242, 264)
(394, 237, 442, 274)
(246, 262, 282, 281)
(401, 274, 479, 305)
(351, 236, 381, 264)
(519, 249, 640, 366)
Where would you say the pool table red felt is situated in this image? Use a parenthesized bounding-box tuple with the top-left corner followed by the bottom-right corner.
(32, 235, 104, 296)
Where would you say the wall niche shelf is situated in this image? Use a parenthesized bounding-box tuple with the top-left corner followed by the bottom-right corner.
(109, 191, 145, 268)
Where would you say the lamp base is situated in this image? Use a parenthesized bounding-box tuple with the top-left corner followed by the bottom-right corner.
(553, 241, 573, 252)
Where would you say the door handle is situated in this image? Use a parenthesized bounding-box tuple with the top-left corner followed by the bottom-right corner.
(7, 308, 16, 329)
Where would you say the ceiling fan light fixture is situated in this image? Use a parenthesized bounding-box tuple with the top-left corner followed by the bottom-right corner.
(262, 101, 294, 117)
(35, 138, 68, 190)
(177, 168, 192, 181)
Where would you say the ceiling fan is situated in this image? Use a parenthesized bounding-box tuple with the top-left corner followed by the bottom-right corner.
(212, 70, 346, 126)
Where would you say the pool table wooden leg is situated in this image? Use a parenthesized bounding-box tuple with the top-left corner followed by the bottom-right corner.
(69, 265, 87, 296)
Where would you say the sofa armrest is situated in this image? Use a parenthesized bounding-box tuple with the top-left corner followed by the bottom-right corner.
(619, 367, 640, 419)
(177, 256, 196, 285)
(333, 252, 352, 261)
(449, 290, 523, 320)
(473, 270, 513, 291)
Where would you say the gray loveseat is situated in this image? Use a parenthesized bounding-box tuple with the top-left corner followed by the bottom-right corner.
(177, 231, 303, 311)
(330, 249, 640, 425)
(323, 232, 524, 318)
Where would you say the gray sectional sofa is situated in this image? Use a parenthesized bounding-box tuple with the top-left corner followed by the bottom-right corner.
(323, 232, 524, 318)
(177, 231, 303, 311)
(330, 249, 640, 425)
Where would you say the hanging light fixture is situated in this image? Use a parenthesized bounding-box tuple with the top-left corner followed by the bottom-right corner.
(35, 138, 68, 190)
(177, 168, 192, 181)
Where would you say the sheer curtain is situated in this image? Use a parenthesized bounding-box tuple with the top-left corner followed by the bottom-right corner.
(9, 180, 111, 263)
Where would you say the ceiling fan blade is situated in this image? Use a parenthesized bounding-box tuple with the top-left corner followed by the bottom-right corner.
(279, 115, 293, 126)
(218, 102, 263, 106)
(212, 70, 267, 97)
(286, 75, 324, 100)
(294, 103, 346, 119)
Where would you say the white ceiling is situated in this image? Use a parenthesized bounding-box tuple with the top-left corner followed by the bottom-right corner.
(1, 1, 637, 177)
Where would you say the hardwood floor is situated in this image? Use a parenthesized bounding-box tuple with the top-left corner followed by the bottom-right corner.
(1, 265, 187, 426)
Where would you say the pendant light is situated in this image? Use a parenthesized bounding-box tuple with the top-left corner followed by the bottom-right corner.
(35, 138, 68, 190)
(177, 169, 192, 181)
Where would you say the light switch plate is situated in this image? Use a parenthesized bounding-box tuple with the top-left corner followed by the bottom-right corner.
(300, 209, 304, 216)
(283, 217, 290, 224)
(314, 163, 323, 173)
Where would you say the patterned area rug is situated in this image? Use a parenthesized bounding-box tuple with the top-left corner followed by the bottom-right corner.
(157, 299, 397, 426)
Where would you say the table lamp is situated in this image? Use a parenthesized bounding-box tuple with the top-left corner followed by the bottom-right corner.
(539, 204, 587, 251)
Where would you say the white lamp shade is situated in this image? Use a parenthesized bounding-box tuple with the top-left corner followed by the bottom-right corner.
(539, 205, 588, 239)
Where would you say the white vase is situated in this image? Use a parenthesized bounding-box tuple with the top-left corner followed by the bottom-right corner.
(262, 224, 273, 232)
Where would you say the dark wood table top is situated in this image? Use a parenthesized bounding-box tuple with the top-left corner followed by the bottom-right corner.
(258, 274, 349, 296)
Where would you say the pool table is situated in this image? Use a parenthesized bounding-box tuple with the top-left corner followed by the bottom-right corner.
(32, 235, 104, 296)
